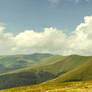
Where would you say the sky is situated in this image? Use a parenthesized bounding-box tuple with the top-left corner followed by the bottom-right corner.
(0, 0, 92, 55)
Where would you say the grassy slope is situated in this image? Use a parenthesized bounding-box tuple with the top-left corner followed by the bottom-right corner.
(33, 55, 91, 75)
(0, 55, 91, 89)
(45, 59, 92, 84)
(0, 81, 92, 92)
(0, 53, 56, 73)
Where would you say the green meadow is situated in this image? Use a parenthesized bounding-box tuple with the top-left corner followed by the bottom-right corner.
(0, 54, 91, 92)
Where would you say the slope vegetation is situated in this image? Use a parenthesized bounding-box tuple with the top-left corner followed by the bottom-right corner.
(0, 55, 92, 89)
(47, 59, 92, 83)
(0, 81, 92, 92)
(0, 53, 57, 73)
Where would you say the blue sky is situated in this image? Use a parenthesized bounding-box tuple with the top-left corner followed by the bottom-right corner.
(0, 0, 92, 34)
(0, 0, 92, 55)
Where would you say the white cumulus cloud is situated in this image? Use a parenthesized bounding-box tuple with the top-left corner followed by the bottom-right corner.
(66, 16, 92, 55)
(0, 16, 92, 55)
(48, 0, 90, 5)
(14, 27, 67, 54)
(48, 0, 60, 5)
(0, 26, 15, 55)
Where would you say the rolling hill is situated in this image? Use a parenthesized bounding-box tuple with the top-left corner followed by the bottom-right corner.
(46, 59, 92, 84)
(0, 53, 59, 73)
(0, 55, 92, 89)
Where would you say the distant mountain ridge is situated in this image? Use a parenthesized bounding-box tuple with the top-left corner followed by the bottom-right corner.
(0, 53, 55, 73)
(0, 54, 92, 89)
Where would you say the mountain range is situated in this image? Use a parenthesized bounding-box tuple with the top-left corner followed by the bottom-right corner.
(0, 54, 91, 90)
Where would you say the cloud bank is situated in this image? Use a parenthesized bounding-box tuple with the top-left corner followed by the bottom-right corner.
(0, 16, 92, 55)
(48, 0, 90, 4)
(48, 0, 60, 5)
